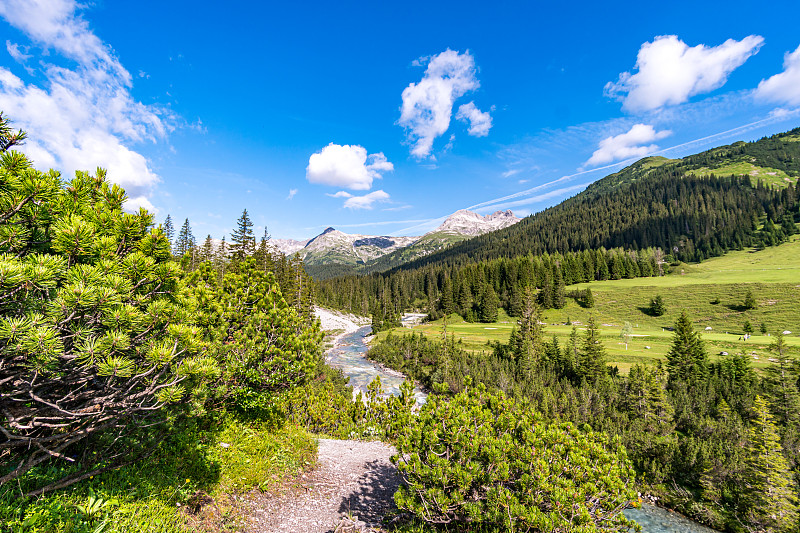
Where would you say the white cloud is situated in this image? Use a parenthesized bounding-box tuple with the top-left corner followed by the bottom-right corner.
(342, 190, 390, 210)
(456, 101, 492, 136)
(756, 45, 800, 107)
(0, 0, 170, 212)
(585, 124, 672, 167)
(306, 143, 393, 190)
(605, 35, 763, 112)
(399, 49, 486, 158)
(6, 40, 31, 63)
(286, 188, 298, 200)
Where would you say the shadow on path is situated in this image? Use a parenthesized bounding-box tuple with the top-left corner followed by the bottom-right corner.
(334, 459, 401, 529)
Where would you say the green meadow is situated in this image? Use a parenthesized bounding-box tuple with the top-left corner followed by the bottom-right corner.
(379, 237, 800, 374)
(687, 161, 795, 188)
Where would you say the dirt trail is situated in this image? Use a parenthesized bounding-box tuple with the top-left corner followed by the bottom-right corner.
(246, 439, 400, 533)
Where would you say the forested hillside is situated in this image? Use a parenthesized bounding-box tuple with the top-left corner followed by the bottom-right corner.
(317, 130, 800, 323)
(380, 128, 800, 273)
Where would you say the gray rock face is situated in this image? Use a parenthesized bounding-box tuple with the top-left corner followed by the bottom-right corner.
(275, 208, 521, 267)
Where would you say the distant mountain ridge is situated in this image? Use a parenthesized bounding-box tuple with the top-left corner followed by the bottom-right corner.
(271, 209, 521, 278)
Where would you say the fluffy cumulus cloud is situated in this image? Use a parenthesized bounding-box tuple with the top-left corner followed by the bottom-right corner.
(585, 124, 672, 167)
(0, 0, 170, 211)
(306, 143, 393, 191)
(756, 45, 800, 107)
(605, 35, 764, 113)
(399, 49, 491, 158)
(332, 190, 391, 210)
(456, 101, 492, 137)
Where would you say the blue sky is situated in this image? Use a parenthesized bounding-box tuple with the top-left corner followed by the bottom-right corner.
(1, 0, 800, 240)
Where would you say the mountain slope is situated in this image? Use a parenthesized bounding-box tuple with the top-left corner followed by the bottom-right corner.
(297, 210, 520, 279)
(374, 128, 800, 274)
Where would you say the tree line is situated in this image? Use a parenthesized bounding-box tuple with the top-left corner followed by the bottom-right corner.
(368, 294, 800, 532)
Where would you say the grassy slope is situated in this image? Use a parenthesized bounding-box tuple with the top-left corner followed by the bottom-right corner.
(377, 237, 800, 375)
(1, 418, 317, 532)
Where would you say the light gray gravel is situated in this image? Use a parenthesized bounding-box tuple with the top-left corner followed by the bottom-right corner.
(246, 439, 400, 533)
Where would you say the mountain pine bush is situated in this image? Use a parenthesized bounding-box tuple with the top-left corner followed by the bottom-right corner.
(0, 116, 217, 495)
(392, 382, 638, 532)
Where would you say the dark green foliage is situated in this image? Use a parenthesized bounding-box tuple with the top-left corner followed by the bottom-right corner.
(392, 383, 638, 531)
(584, 287, 595, 308)
(175, 217, 195, 258)
(478, 283, 499, 323)
(760, 322, 768, 334)
(230, 209, 255, 259)
(744, 288, 758, 310)
(575, 316, 607, 383)
(665, 311, 709, 389)
(649, 294, 666, 316)
(744, 320, 754, 334)
(162, 214, 174, 252)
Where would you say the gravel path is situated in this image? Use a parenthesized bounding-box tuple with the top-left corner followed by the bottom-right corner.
(246, 439, 401, 533)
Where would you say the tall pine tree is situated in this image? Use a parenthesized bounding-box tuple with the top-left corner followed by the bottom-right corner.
(230, 209, 255, 259)
(665, 311, 708, 389)
(741, 396, 798, 532)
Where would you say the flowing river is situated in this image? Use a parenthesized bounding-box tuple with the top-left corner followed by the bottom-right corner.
(324, 323, 719, 533)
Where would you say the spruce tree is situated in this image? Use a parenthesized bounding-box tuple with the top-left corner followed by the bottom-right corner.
(649, 294, 666, 316)
(575, 316, 606, 382)
(230, 209, 255, 259)
(763, 332, 800, 431)
(175, 218, 195, 257)
(741, 396, 798, 531)
(200, 234, 215, 263)
(478, 284, 499, 323)
(552, 264, 565, 309)
(584, 287, 595, 308)
(162, 214, 174, 253)
(744, 288, 757, 310)
(513, 285, 543, 374)
(665, 311, 708, 388)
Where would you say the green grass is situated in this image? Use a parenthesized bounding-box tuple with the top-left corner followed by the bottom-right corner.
(686, 161, 794, 188)
(0, 418, 317, 533)
(380, 239, 800, 374)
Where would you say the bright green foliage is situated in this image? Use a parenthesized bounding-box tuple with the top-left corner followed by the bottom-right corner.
(620, 321, 634, 349)
(0, 144, 215, 494)
(187, 259, 322, 412)
(665, 311, 708, 388)
(392, 383, 638, 532)
(741, 396, 798, 532)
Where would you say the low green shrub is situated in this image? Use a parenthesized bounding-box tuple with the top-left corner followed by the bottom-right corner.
(392, 382, 639, 532)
